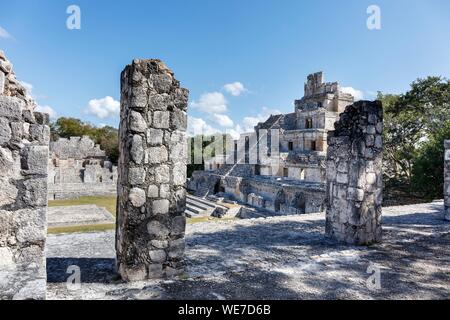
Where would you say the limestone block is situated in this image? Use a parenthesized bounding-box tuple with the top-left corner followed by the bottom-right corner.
(148, 146, 168, 164)
(154, 165, 170, 183)
(147, 128, 163, 146)
(130, 134, 144, 164)
(148, 94, 170, 111)
(128, 167, 146, 186)
(129, 187, 146, 207)
(0, 117, 12, 145)
(152, 199, 170, 214)
(153, 111, 170, 129)
(131, 86, 148, 109)
(21, 145, 48, 175)
(147, 185, 159, 198)
(146, 220, 170, 237)
(0, 96, 23, 120)
(129, 111, 147, 133)
(0, 70, 5, 95)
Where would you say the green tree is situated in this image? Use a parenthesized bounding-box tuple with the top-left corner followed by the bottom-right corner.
(411, 122, 450, 200)
(93, 126, 120, 163)
(380, 76, 450, 202)
(51, 117, 96, 140)
(51, 117, 119, 164)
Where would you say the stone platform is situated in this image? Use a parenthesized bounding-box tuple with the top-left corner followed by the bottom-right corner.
(46, 201, 449, 300)
(48, 205, 115, 227)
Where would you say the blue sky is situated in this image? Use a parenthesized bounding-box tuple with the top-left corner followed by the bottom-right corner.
(1, 0, 450, 137)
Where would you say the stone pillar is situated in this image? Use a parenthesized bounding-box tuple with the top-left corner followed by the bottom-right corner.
(325, 100, 383, 245)
(445, 140, 450, 221)
(0, 51, 49, 299)
(116, 59, 189, 281)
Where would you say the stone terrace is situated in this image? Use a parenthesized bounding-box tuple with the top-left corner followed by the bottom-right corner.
(47, 201, 449, 300)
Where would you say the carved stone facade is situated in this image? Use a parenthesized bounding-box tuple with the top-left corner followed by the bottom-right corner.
(190, 72, 354, 215)
(48, 136, 117, 199)
(116, 59, 189, 281)
(445, 140, 450, 221)
(0, 51, 49, 299)
(325, 101, 383, 245)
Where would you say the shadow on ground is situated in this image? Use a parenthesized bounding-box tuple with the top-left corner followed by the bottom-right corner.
(46, 202, 450, 299)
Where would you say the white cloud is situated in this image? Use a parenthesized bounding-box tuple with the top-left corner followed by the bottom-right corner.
(187, 116, 220, 137)
(85, 96, 120, 119)
(341, 86, 364, 101)
(210, 113, 234, 128)
(0, 26, 12, 39)
(223, 82, 247, 96)
(191, 92, 228, 114)
(35, 105, 57, 119)
(239, 107, 282, 133)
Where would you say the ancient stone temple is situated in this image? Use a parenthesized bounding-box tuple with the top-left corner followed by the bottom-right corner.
(48, 136, 118, 199)
(325, 100, 383, 245)
(0, 51, 49, 299)
(116, 59, 189, 280)
(189, 72, 354, 215)
(445, 140, 450, 221)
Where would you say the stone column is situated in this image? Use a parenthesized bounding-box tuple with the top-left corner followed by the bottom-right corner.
(445, 140, 450, 221)
(325, 100, 383, 245)
(0, 51, 49, 299)
(116, 59, 189, 281)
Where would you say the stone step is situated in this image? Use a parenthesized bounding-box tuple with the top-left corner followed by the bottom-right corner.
(187, 194, 227, 210)
(185, 204, 201, 214)
(185, 207, 199, 218)
(186, 200, 210, 211)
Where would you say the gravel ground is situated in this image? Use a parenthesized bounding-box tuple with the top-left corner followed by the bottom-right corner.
(46, 201, 450, 300)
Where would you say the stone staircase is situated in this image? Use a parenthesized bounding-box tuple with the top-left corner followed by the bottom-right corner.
(185, 194, 229, 218)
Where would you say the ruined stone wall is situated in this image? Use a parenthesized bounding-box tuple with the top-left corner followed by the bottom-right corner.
(50, 136, 105, 159)
(0, 51, 49, 299)
(188, 170, 325, 215)
(243, 178, 325, 214)
(445, 140, 450, 221)
(325, 101, 383, 245)
(48, 136, 118, 199)
(116, 59, 189, 280)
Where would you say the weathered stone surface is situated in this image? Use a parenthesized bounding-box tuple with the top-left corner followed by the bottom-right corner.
(326, 100, 383, 245)
(129, 188, 146, 207)
(48, 136, 118, 200)
(130, 135, 144, 164)
(148, 146, 168, 164)
(117, 59, 188, 281)
(0, 71, 5, 95)
(129, 111, 147, 133)
(445, 140, 450, 221)
(147, 128, 163, 146)
(0, 52, 49, 300)
(46, 201, 450, 300)
(47, 205, 114, 227)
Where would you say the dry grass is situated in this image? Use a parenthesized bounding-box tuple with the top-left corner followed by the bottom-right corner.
(47, 196, 234, 234)
(49, 196, 117, 217)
